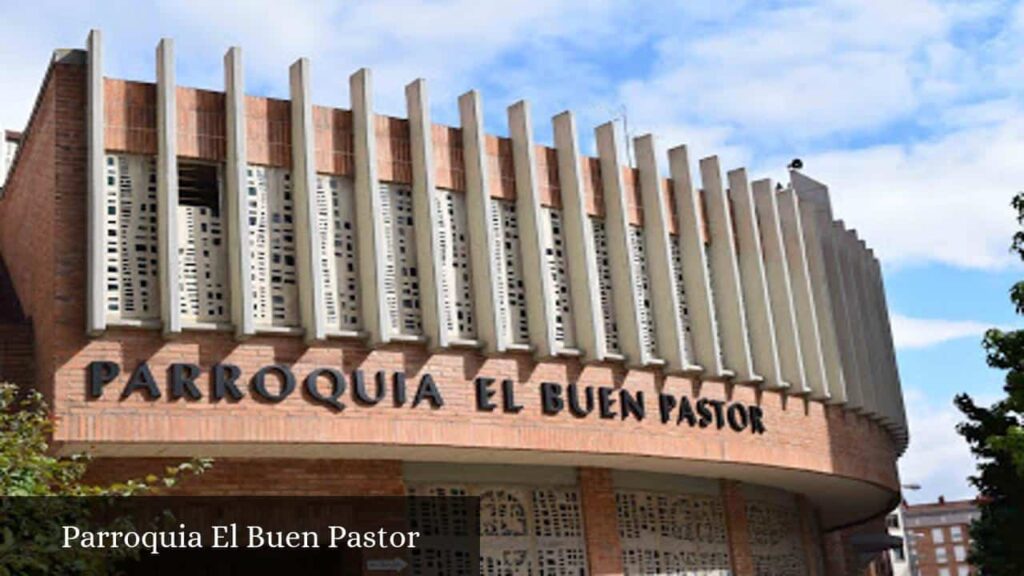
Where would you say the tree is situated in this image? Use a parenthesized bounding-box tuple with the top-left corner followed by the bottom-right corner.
(0, 382, 212, 574)
(954, 192, 1024, 576)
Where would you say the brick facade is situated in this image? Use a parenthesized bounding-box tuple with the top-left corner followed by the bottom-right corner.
(0, 51, 903, 576)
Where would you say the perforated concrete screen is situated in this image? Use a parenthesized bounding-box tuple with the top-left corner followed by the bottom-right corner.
(591, 217, 620, 354)
(247, 165, 299, 328)
(628, 225, 657, 358)
(104, 153, 160, 321)
(616, 490, 732, 575)
(437, 188, 475, 340)
(318, 174, 361, 331)
(490, 198, 530, 346)
(177, 162, 228, 324)
(410, 484, 588, 576)
(543, 207, 576, 348)
(746, 498, 808, 576)
(380, 181, 423, 336)
(669, 238, 697, 365)
(702, 241, 727, 365)
(314, 174, 341, 330)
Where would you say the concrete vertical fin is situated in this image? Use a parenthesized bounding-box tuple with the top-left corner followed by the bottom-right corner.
(86, 29, 106, 335)
(595, 122, 649, 367)
(700, 157, 758, 384)
(289, 58, 327, 343)
(351, 68, 391, 345)
(156, 38, 181, 336)
(459, 91, 506, 354)
(635, 134, 692, 373)
(668, 145, 724, 376)
(406, 79, 448, 349)
(509, 101, 559, 358)
(553, 111, 606, 362)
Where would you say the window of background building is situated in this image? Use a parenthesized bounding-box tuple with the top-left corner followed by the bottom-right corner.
(894, 546, 906, 561)
(937, 547, 948, 564)
(933, 527, 946, 544)
(939, 568, 951, 576)
(951, 525, 963, 542)
(955, 545, 966, 562)
(957, 566, 969, 576)
(887, 514, 900, 529)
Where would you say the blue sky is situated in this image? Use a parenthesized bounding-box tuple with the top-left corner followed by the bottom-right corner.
(2, 0, 1021, 504)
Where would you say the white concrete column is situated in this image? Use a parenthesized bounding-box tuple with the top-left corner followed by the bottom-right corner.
(828, 221, 868, 413)
(635, 134, 693, 374)
(509, 101, 559, 358)
(289, 58, 327, 343)
(595, 121, 650, 367)
(553, 111, 606, 362)
(869, 254, 909, 443)
(752, 179, 808, 394)
(668, 145, 721, 377)
(86, 29, 106, 336)
(406, 79, 448, 350)
(459, 90, 506, 355)
(700, 156, 758, 384)
(156, 38, 181, 336)
(791, 172, 850, 405)
(224, 47, 254, 340)
(856, 239, 896, 427)
(776, 187, 830, 400)
(728, 168, 784, 389)
(839, 227, 882, 423)
(351, 68, 391, 345)
(458, 89, 505, 352)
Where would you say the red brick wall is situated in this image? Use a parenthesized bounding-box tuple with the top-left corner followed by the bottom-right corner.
(578, 468, 623, 575)
(51, 331, 899, 496)
(0, 63, 902, 574)
(0, 54, 88, 403)
(722, 480, 754, 576)
(84, 457, 405, 496)
(0, 63, 901, 506)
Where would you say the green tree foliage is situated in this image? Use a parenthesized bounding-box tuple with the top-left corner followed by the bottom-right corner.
(0, 382, 212, 574)
(954, 192, 1024, 576)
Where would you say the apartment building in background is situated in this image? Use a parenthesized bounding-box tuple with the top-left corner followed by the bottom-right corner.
(888, 498, 980, 576)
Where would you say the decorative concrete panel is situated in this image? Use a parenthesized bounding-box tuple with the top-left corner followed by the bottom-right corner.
(591, 217, 621, 354)
(490, 197, 530, 345)
(438, 188, 476, 340)
(246, 165, 298, 327)
(410, 484, 588, 576)
(746, 498, 808, 576)
(103, 153, 160, 321)
(380, 181, 422, 336)
(670, 238, 697, 365)
(317, 174, 361, 331)
(616, 490, 732, 575)
(176, 164, 227, 324)
(543, 207, 576, 348)
(628, 225, 657, 358)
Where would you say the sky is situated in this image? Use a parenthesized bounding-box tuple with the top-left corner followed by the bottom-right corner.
(1, 0, 1020, 505)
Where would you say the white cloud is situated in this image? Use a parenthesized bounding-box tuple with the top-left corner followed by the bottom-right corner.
(899, 387, 978, 504)
(890, 314, 996, 349)
(3, 1, 1024, 272)
(613, 1, 1024, 270)
(782, 111, 1024, 269)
